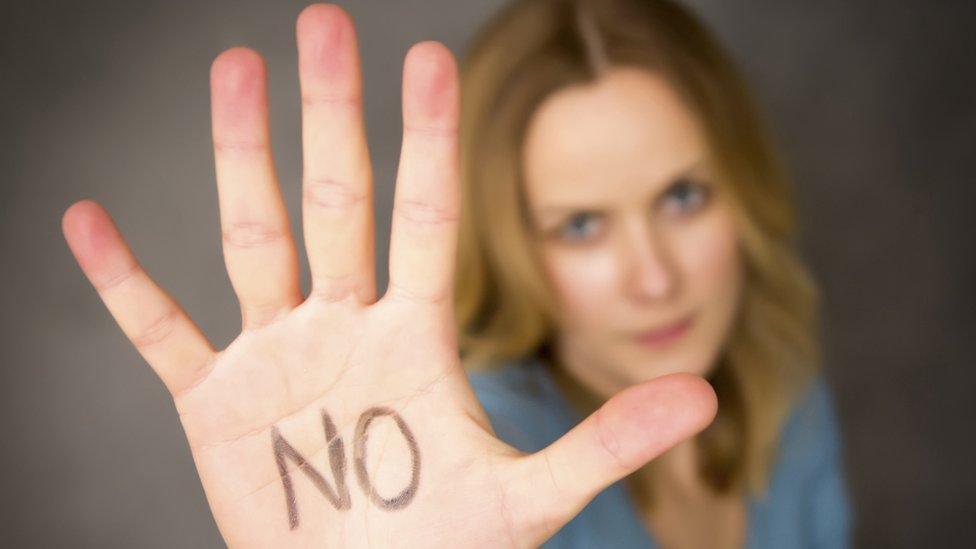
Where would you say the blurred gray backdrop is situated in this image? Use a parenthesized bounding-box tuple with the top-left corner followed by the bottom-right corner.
(2, 0, 974, 547)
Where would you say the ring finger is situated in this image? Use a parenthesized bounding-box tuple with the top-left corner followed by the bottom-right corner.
(297, 4, 376, 305)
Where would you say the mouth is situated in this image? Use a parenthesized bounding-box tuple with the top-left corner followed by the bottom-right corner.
(632, 314, 695, 348)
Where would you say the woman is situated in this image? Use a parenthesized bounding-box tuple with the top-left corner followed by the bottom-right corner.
(458, 1, 852, 547)
(60, 0, 850, 547)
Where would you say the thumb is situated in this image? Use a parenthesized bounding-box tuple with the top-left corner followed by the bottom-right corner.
(504, 373, 718, 543)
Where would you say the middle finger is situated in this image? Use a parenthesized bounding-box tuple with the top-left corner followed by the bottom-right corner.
(297, 4, 376, 305)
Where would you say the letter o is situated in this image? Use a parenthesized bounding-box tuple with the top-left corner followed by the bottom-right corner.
(352, 407, 421, 510)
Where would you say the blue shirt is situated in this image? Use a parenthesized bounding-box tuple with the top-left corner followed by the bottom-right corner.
(468, 355, 853, 548)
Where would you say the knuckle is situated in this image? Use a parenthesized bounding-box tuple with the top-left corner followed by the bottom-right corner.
(213, 138, 268, 154)
(130, 307, 178, 350)
(392, 199, 457, 227)
(171, 354, 218, 402)
(301, 92, 361, 109)
(594, 406, 629, 471)
(94, 261, 140, 293)
(308, 274, 360, 305)
(241, 302, 290, 330)
(386, 280, 447, 306)
(222, 221, 286, 249)
(303, 177, 367, 211)
(404, 123, 458, 140)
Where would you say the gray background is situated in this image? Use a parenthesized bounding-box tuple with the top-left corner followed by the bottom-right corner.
(2, 0, 974, 546)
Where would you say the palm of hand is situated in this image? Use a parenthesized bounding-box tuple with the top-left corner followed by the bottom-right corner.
(62, 4, 715, 548)
(179, 293, 517, 547)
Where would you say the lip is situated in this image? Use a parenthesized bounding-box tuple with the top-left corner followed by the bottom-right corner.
(633, 314, 694, 348)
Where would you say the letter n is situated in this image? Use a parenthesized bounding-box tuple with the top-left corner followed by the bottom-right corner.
(271, 409, 351, 529)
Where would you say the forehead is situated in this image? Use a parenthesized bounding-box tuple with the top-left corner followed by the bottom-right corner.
(522, 67, 707, 209)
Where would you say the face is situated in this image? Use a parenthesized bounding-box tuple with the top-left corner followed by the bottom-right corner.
(522, 67, 744, 398)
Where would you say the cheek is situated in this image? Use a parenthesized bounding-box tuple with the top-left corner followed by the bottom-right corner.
(542, 246, 620, 327)
(672, 210, 742, 306)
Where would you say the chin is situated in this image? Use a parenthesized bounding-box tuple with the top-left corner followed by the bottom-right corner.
(618, 347, 714, 384)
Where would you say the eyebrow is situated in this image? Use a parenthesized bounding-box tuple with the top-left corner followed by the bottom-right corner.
(535, 158, 707, 218)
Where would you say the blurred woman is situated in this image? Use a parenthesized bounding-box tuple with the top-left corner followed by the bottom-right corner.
(457, 0, 853, 546)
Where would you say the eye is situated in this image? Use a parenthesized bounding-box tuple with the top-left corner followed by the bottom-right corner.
(660, 178, 711, 216)
(555, 211, 605, 243)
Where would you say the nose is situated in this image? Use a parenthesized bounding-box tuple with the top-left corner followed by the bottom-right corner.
(620, 218, 678, 301)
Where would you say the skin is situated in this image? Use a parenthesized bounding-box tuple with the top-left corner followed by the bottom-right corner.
(60, 4, 717, 549)
(522, 68, 746, 547)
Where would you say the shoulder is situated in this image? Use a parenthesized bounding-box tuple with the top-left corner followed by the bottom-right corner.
(776, 375, 845, 470)
(466, 356, 575, 453)
(748, 375, 853, 547)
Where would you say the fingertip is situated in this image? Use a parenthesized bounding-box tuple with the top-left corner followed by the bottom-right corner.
(600, 373, 719, 466)
(62, 199, 105, 246)
(61, 200, 130, 282)
(62, 198, 93, 231)
(297, 2, 350, 38)
(406, 40, 455, 62)
(405, 41, 458, 84)
(690, 375, 719, 427)
(403, 41, 459, 122)
(210, 47, 269, 141)
(210, 46, 266, 93)
(296, 3, 356, 83)
(658, 372, 719, 430)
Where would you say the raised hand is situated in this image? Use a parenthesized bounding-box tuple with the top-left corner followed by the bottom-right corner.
(61, 4, 717, 547)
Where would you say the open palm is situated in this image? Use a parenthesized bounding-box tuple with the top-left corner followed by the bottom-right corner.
(61, 4, 716, 547)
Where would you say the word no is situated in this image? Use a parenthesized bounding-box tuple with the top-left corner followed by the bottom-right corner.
(271, 406, 421, 530)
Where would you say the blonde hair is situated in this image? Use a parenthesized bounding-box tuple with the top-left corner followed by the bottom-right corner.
(455, 0, 821, 498)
